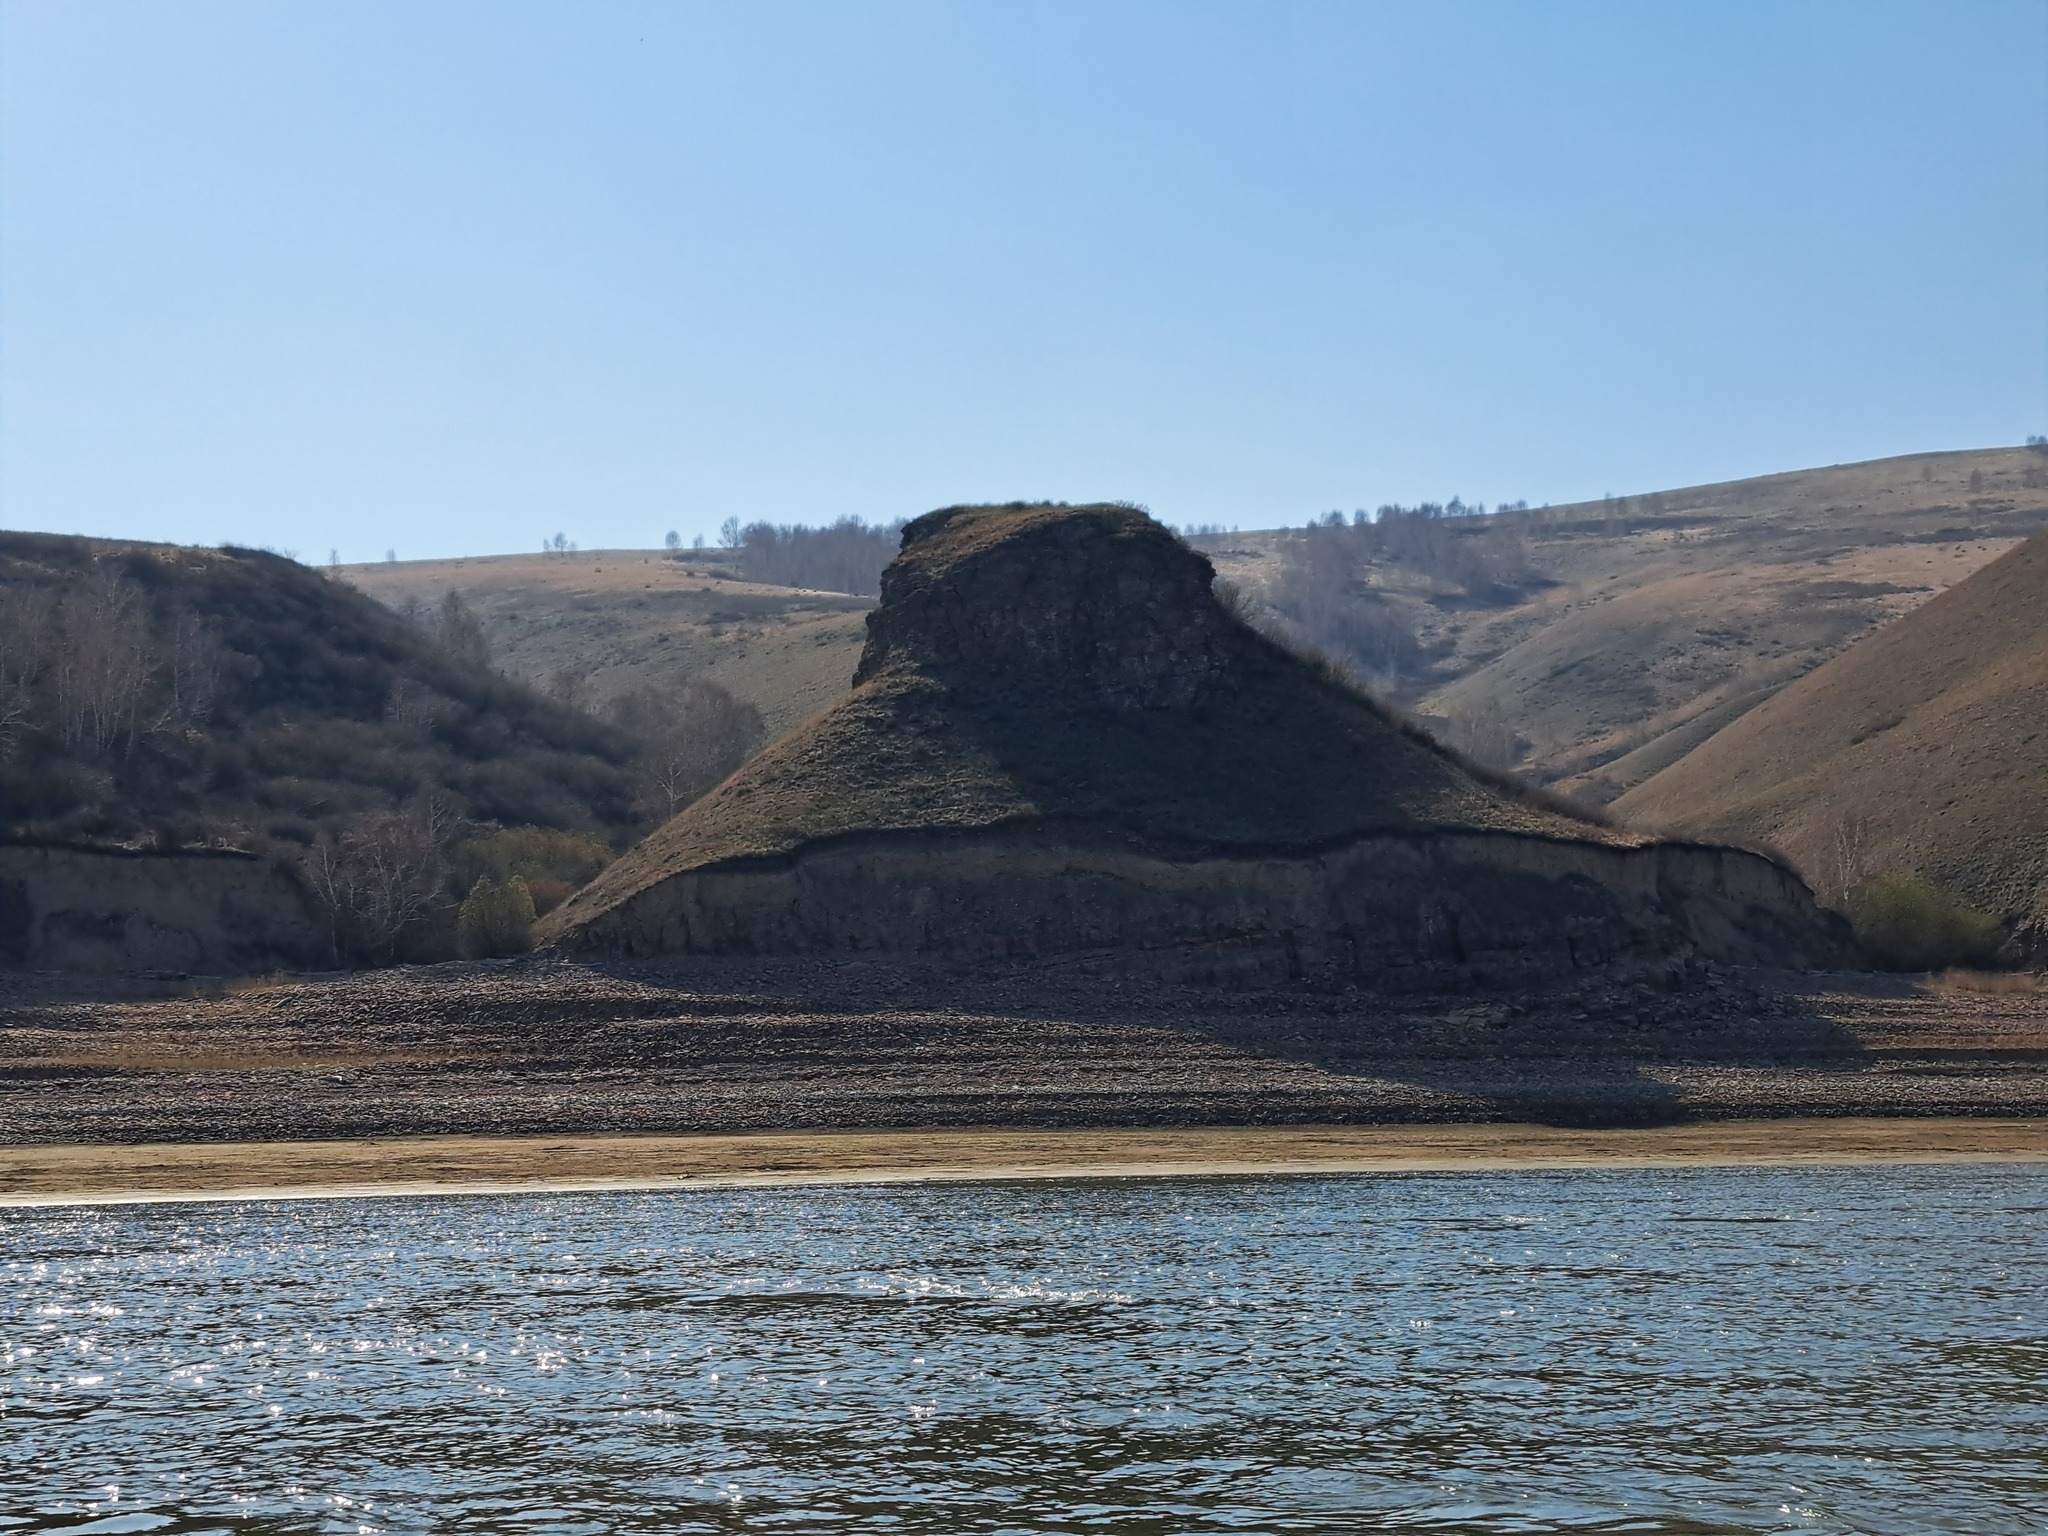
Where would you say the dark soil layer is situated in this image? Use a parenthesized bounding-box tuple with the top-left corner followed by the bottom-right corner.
(4, 960, 2043, 1145)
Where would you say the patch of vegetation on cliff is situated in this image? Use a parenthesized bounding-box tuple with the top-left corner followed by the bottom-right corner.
(1844, 872, 2006, 972)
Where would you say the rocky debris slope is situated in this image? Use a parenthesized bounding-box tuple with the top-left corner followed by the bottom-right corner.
(2, 960, 2043, 1144)
(543, 504, 1850, 973)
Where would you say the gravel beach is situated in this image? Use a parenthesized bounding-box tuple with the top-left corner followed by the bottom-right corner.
(4, 956, 2045, 1149)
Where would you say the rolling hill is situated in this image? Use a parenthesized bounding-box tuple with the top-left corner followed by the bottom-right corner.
(1611, 529, 2048, 960)
(0, 532, 648, 968)
(340, 550, 869, 741)
(341, 448, 2046, 806)
(1203, 445, 2048, 800)
(0, 533, 642, 850)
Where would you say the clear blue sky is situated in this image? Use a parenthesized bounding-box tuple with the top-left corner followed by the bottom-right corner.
(3, 0, 2043, 560)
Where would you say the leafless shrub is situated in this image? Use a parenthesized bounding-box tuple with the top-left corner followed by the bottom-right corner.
(541, 666, 593, 713)
(384, 676, 456, 733)
(1438, 699, 1526, 770)
(457, 875, 536, 958)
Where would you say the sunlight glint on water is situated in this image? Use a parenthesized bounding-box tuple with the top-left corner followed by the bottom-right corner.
(2, 1166, 2045, 1535)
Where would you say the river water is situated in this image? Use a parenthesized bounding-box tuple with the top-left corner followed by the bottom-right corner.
(2, 1166, 2044, 1535)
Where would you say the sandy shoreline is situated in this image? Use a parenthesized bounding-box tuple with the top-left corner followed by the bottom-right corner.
(4, 1118, 2045, 1208)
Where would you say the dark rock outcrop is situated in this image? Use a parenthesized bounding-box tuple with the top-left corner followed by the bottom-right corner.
(542, 503, 1851, 976)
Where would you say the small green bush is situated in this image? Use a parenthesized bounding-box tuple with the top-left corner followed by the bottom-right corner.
(457, 875, 536, 959)
(1846, 872, 2005, 972)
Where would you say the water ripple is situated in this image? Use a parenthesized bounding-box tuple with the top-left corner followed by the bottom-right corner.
(2, 1167, 2045, 1534)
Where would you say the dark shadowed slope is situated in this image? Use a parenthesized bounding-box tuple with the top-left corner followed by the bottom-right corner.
(0, 532, 643, 851)
(1614, 530, 2048, 954)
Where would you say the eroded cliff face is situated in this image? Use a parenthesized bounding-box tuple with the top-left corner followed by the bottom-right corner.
(0, 844, 326, 973)
(854, 504, 1236, 709)
(545, 502, 1854, 973)
(559, 825, 1850, 979)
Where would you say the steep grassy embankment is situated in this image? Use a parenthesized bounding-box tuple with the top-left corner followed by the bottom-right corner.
(1614, 530, 2048, 955)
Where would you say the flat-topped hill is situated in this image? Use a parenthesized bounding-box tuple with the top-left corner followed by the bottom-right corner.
(1615, 529, 2048, 957)
(552, 505, 1612, 898)
(543, 505, 1846, 976)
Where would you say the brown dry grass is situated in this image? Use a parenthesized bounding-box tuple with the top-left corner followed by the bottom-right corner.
(340, 550, 871, 740)
(1613, 531, 2048, 952)
(8, 1120, 2047, 1205)
(1932, 970, 2048, 997)
(344, 451, 2045, 806)
(1207, 446, 2046, 800)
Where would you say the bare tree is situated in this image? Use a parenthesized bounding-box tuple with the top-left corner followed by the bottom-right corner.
(0, 586, 57, 737)
(605, 676, 765, 822)
(54, 571, 153, 753)
(433, 590, 490, 670)
(300, 803, 451, 963)
(1829, 813, 1875, 903)
(147, 610, 221, 735)
(730, 517, 903, 595)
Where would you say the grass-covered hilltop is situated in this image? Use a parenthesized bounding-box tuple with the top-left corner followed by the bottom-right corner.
(543, 503, 1849, 977)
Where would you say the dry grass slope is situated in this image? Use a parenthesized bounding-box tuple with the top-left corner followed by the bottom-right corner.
(339, 450, 2045, 803)
(1205, 446, 2047, 799)
(340, 551, 870, 741)
(1613, 530, 2048, 956)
